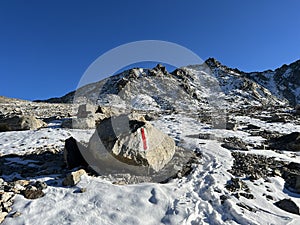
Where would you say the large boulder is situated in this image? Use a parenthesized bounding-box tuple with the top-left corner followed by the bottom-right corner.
(0, 115, 45, 132)
(269, 132, 300, 151)
(64, 137, 88, 169)
(86, 115, 175, 173)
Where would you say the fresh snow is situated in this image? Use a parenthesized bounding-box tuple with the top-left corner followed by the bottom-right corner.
(1, 112, 300, 225)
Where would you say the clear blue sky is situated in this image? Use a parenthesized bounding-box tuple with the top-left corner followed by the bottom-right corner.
(1, 0, 300, 100)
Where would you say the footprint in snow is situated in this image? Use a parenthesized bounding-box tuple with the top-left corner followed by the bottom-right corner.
(148, 188, 158, 204)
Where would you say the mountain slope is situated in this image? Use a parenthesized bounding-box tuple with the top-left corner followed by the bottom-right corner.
(204, 58, 300, 106)
(36, 58, 300, 108)
(246, 60, 300, 106)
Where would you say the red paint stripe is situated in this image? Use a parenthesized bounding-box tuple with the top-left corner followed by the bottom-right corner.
(141, 128, 147, 150)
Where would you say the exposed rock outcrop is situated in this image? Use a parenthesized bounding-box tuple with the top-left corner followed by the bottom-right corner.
(269, 132, 300, 152)
(0, 115, 46, 132)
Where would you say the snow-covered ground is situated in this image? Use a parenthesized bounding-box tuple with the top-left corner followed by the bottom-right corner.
(1, 113, 300, 225)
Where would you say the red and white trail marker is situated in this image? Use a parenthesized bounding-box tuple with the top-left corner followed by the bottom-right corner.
(140, 127, 148, 151)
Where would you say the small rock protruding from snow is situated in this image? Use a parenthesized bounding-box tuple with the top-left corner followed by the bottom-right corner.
(62, 169, 87, 186)
(274, 199, 300, 215)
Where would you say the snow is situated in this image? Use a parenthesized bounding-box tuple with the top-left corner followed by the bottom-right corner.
(1, 111, 300, 225)
(131, 94, 160, 111)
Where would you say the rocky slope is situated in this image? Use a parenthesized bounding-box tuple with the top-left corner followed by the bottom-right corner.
(37, 58, 300, 108)
(205, 58, 300, 106)
(1, 59, 300, 224)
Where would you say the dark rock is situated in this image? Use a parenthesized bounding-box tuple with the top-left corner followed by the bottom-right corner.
(220, 195, 229, 204)
(154, 64, 167, 74)
(221, 137, 248, 151)
(270, 132, 300, 151)
(226, 122, 238, 131)
(228, 152, 282, 179)
(247, 124, 261, 130)
(267, 114, 287, 123)
(34, 181, 47, 190)
(295, 105, 300, 115)
(22, 189, 45, 199)
(240, 192, 255, 199)
(263, 194, 274, 200)
(274, 199, 300, 215)
(43, 115, 61, 123)
(64, 137, 88, 169)
(225, 178, 249, 192)
(236, 202, 257, 212)
(282, 163, 300, 194)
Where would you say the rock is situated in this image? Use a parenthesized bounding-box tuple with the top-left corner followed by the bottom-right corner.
(0, 212, 8, 224)
(220, 195, 229, 204)
(226, 122, 238, 131)
(270, 132, 300, 151)
(14, 180, 30, 187)
(1, 199, 13, 212)
(221, 137, 248, 151)
(240, 192, 254, 199)
(42, 115, 62, 123)
(274, 199, 300, 215)
(22, 189, 45, 199)
(225, 178, 249, 192)
(95, 106, 126, 118)
(236, 202, 257, 212)
(0, 192, 14, 203)
(61, 104, 109, 129)
(61, 117, 96, 129)
(247, 124, 261, 130)
(267, 114, 287, 123)
(61, 118, 72, 128)
(9, 211, 22, 218)
(62, 169, 86, 186)
(295, 105, 300, 115)
(79, 188, 87, 193)
(64, 137, 88, 169)
(282, 162, 300, 194)
(0, 115, 46, 132)
(263, 194, 274, 201)
(87, 115, 175, 172)
(229, 152, 280, 179)
(77, 104, 95, 118)
(34, 181, 47, 190)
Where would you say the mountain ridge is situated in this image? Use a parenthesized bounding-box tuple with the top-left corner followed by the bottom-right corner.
(34, 58, 300, 107)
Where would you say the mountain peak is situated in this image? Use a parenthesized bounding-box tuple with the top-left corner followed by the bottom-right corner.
(205, 58, 222, 68)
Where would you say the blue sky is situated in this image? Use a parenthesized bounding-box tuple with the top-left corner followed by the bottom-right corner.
(1, 0, 300, 100)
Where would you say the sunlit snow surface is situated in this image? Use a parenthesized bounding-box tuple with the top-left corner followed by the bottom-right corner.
(1, 113, 300, 225)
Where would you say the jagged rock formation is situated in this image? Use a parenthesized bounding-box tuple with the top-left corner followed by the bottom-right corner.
(204, 58, 300, 106)
(36, 58, 300, 109)
(205, 58, 286, 106)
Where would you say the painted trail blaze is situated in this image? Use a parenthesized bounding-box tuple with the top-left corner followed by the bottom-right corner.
(140, 128, 148, 150)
